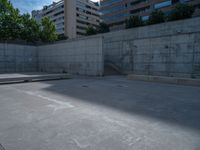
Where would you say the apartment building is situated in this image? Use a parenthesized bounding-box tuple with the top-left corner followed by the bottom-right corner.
(100, 0, 200, 31)
(32, 0, 101, 38)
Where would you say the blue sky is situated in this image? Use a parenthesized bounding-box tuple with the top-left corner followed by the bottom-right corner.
(10, 0, 99, 14)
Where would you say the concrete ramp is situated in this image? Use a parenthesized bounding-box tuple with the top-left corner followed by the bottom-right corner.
(0, 73, 71, 84)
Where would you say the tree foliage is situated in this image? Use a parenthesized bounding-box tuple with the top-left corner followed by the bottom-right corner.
(148, 10, 165, 25)
(168, 3, 194, 21)
(86, 23, 110, 36)
(40, 17, 58, 42)
(20, 14, 40, 42)
(86, 26, 97, 35)
(0, 0, 58, 43)
(97, 23, 110, 33)
(125, 16, 143, 29)
(123, 4, 195, 30)
(0, 0, 21, 40)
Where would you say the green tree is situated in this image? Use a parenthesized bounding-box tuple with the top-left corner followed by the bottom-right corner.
(125, 16, 143, 29)
(148, 10, 165, 25)
(86, 26, 97, 35)
(0, 0, 21, 40)
(168, 3, 194, 21)
(0, 0, 13, 14)
(40, 17, 58, 42)
(0, 0, 58, 43)
(97, 23, 110, 33)
(20, 14, 40, 42)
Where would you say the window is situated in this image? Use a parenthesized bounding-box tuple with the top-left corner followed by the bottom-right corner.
(78, 14, 87, 19)
(54, 11, 64, 17)
(101, 5, 125, 15)
(154, 0, 172, 9)
(77, 1, 86, 8)
(56, 22, 64, 27)
(101, 0, 123, 7)
(142, 16, 149, 21)
(130, 0, 149, 6)
(103, 13, 125, 22)
(130, 6, 150, 14)
(77, 25, 86, 30)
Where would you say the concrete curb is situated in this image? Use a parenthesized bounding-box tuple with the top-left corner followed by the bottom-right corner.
(128, 74, 200, 86)
(0, 73, 72, 85)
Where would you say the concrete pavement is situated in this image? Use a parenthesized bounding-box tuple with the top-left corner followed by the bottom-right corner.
(0, 76, 200, 150)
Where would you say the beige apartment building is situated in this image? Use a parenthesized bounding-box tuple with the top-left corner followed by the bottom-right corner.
(32, 0, 101, 39)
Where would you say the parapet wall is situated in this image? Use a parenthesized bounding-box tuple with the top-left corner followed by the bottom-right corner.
(103, 17, 200, 78)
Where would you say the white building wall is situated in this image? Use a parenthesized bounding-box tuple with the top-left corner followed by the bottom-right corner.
(32, 0, 101, 38)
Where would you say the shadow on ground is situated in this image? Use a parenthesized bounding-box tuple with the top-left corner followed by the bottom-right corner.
(41, 76, 200, 131)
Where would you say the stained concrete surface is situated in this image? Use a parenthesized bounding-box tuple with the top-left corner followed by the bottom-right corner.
(0, 72, 62, 79)
(0, 73, 71, 84)
(103, 17, 200, 78)
(0, 76, 200, 150)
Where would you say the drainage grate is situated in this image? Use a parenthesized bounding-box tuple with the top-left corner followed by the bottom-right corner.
(0, 144, 5, 150)
(82, 85, 88, 88)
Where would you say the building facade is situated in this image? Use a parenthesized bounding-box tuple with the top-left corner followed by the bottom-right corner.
(32, 0, 101, 38)
(100, 0, 200, 31)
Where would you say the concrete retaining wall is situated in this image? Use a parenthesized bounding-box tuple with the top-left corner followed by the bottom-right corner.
(37, 36, 103, 76)
(0, 17, 200, 78)
(0, 43, 38, 73)
(103, 17, 200, 78)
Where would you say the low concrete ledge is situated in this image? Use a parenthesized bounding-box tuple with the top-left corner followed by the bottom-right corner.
(0, 73, 72, 85)
(128, 74, 200, 86)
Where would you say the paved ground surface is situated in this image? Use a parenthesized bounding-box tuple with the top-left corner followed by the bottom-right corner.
(0, 76, 200, 150)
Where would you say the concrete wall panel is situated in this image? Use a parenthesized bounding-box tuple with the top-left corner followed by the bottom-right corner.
(37, 36, 104, 76)
(103, 17, 200, 78)
(0, 43, 38, 73)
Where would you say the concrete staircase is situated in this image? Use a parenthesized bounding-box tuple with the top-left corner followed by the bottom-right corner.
(104, 62, 123, 76)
